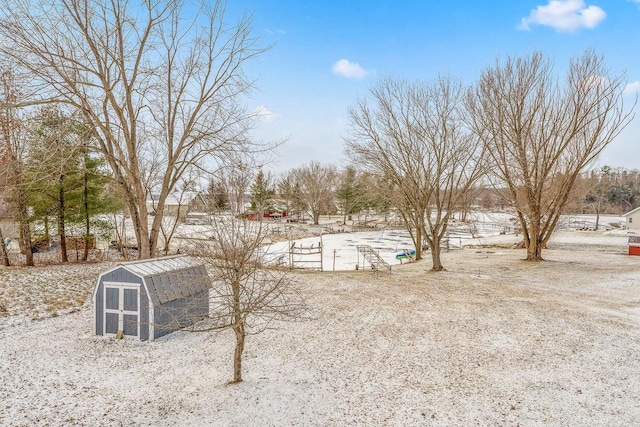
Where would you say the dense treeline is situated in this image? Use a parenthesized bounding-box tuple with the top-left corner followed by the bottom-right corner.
(582, 167, 640, 214)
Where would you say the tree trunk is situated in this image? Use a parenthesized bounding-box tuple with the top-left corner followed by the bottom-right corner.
(525, 224, 544, 261)
(521, 216, 544, 261)
(83, 163, 90, 262)
(232, 325, 245, 384)
(43, 216, 49, 242)
(126, 196, 150, 259)
(58, 176, 68, 263)
(134, 205, 151, 260)
(149, 213, 162, 258)
(415, 227, 423, 261)
(430, 239, 444, 271)
(526, 239, 543, 261)
(117, 167, 151, 260)
(162, 234, 170, 256)
(16, 186, 33, 267)
(231, 277, 245, 384)
(0, 227, 10, 266)
(150, 187, 178, 259)
(19, 217, 33, 266)
(594, 208, 600, 231)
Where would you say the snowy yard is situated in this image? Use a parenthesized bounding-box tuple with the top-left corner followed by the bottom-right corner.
(1, 229, 640, 425)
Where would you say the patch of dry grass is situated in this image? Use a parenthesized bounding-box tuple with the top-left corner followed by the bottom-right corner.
(0, 262, 113, 327)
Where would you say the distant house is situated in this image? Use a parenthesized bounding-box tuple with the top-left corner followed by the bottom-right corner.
(624, 206, 640, 230)
(147, 192, 198, 218)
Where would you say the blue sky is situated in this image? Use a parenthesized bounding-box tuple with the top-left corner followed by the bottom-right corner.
(226, 0, 640, 173)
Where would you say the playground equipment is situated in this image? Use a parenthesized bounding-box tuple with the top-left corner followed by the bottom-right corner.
(289, 241, 323, 270)
(395, 249, 416, 263)
(287, 225, 324, 271)
(356, 245, 391, 273)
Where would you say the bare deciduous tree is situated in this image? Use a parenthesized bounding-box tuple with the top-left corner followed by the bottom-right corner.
(292, 162, 338, 225)
(0, 0, 269, 259)
(465, 50, 634, 261)
(346, 76, 485, 271)
(219, 160, 254, 215)
(192, 217, 308, 384)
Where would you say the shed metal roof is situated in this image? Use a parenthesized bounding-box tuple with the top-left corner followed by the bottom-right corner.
(118, 255, 210, 305)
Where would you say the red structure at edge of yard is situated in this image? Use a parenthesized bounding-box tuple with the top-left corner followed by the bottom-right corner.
(628, 235, 640, 256)
(247, 211, 288, 221)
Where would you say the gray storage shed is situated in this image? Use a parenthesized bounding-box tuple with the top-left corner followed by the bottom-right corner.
(94, 255, 210, 341)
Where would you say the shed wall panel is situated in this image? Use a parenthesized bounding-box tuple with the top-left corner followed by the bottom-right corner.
(153, 290, 209, 339)
(102, 268, 144, 285)
(139, 283, 150, 341)
(95, 284, 103, 335)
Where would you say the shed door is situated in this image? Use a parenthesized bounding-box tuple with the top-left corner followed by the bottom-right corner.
(103, 282, 140, 338)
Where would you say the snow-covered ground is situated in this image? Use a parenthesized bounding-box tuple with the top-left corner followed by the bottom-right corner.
(1, 219, 640, 426)
(263, 214, 632, 271)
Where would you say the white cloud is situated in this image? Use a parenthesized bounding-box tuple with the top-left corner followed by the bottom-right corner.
(624, 81, 640, 95)
(253, 105, 279, 123)
(332, 59, 368, 79)
(519, 0, 606, 32)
